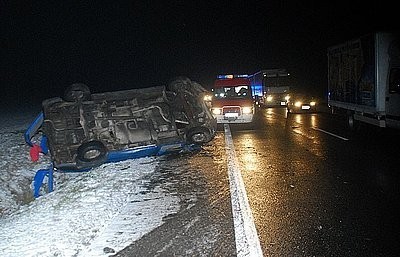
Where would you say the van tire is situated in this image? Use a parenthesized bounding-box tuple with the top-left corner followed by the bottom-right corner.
(187, 127, 212, 144)
(76, 141, 107, 168)
(64, 83, 91, 102)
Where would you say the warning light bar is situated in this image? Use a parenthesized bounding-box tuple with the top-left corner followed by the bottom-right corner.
(217, 74, 249, 79)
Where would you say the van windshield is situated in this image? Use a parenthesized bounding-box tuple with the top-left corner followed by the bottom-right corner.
(213, 85, 251, 99)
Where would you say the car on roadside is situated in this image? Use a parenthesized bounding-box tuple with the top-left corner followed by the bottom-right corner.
(25, 77, 217, 172)
(287, 93, 318, 114)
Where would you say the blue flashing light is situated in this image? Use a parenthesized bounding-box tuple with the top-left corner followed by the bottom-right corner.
(217, 74, 234, 79)
(251, 83, 263, 97)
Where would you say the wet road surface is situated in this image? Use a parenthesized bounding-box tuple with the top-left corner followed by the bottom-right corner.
(116, 107, 400, 257)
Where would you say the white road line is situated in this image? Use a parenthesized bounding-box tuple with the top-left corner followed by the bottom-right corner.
(224, 124, 263, 257)
(312, 127, 349, 141)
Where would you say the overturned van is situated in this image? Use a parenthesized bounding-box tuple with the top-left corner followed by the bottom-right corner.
(27, 77, 216, 171)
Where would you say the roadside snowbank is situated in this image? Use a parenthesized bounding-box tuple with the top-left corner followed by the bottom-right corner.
(0, 109, 181, 256)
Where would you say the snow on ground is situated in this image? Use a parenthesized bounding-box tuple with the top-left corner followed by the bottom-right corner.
(0, 108, 182, 256)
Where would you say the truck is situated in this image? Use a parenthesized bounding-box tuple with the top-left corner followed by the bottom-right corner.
(210, 74, 255, 123)
(327, 32, 400, 130)
(248, 69, 292, 107)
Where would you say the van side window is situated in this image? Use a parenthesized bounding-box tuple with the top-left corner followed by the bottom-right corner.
(389, 68, 400, 94)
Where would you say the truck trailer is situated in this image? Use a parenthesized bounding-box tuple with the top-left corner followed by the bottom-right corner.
(327, 32, 400, 129)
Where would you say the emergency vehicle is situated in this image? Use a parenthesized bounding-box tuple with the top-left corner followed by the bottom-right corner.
(210, 74, 255, 123)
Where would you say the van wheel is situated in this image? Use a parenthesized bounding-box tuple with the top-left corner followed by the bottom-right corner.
(64, 83, 91, 102)
(76, 141, 107, 168)
(187, 127, 212, 144)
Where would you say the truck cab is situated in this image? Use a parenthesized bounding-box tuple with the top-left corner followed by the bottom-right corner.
(248, 69, 292, 108)
(210, 74, 255, 124)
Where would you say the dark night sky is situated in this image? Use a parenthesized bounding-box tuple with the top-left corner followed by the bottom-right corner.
(1, 1, 398, 109)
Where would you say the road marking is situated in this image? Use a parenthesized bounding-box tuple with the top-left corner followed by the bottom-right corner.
(224, 124, 263, 257)
(312, 127, 349, 141)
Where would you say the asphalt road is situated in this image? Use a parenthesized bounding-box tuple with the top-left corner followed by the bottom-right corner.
(115, 106, 400, 257)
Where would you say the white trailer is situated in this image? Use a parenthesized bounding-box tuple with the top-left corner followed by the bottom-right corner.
(327, 32, 400, 129)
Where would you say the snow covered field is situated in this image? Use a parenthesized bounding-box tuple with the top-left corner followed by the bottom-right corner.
(0, 107, 183, 256)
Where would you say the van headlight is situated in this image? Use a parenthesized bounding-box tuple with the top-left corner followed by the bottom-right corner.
(203, 95, 212, 101)
(212, 108, 222, 115)
(242, 106, 253, 114)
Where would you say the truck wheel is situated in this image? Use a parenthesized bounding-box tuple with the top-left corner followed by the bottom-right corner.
(347, 112, 360, 131)
(63, 83, 91, 102)
(76, 141, 107, 168)
(187, 127, 212, 144)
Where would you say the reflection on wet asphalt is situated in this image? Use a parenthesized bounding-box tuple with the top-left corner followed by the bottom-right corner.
(116, 107, 400, 256)
(231, 108, 400, 256)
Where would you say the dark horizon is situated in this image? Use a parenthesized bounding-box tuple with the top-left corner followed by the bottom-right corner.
(2, 1, 398, 109)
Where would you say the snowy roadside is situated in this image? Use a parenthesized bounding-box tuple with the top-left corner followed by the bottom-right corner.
(0, 109, 182, 256)
(0, 106, 47, 216)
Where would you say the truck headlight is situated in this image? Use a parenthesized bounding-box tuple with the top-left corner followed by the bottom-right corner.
(212, 108, 222, 115)
(242, 106, 253, 114)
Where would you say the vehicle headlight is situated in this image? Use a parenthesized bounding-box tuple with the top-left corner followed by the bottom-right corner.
(284, 95, 290, 101)
(203, 95, 212, 101)
(294, 101, 302, 107)
(266, 96, 273, 102)
(212, 108, 222, 115)
(242, 106, 253, 114)
(310, 101, 316, 106)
